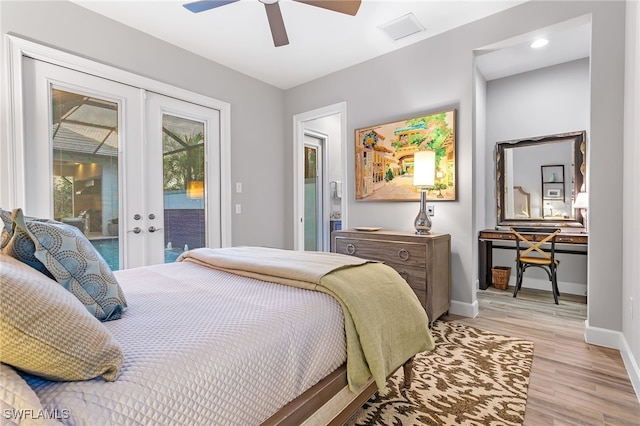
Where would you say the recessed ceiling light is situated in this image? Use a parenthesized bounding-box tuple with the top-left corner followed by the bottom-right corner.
(531, 39, 549, 49)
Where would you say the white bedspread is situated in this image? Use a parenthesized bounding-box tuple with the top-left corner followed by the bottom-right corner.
(22, 261, 346, 425)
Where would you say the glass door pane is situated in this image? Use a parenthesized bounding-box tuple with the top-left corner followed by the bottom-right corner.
(304, 145, 318, 251)
(51, 88, 120, 270)
(162, 114, 206, 263)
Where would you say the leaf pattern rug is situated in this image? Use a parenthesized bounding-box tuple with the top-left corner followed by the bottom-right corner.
(347, 321, 533, 426)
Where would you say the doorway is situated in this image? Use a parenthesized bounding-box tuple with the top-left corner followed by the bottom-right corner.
(293, 102, 347, 251)
(20, 56, 222, 270)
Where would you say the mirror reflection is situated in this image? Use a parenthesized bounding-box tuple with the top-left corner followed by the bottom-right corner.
(496, 131, 586, 226)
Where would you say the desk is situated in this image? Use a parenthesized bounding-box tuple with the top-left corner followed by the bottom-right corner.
(478, 228, 588, 290)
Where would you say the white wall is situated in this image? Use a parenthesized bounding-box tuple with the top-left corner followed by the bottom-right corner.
(473, 67, 488, 302)
(0, 0, 287, 248)
(622, 0, 640, 398)
(485, 59, 590, 144)
(484, 59, 589, 296)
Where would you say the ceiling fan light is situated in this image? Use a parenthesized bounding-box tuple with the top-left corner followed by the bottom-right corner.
(259, 0, 279, 4)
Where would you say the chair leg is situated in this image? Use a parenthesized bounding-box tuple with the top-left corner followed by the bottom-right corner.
(551, 267, 559, 304)
(513, 264, 522, 298)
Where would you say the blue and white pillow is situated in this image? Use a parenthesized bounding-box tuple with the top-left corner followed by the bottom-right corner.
(12, 208, 127, 321)
(1, 207, 14, 251)
(0, 208, 55, 278)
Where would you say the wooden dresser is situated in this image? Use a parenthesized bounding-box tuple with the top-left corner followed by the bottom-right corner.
(331, 230, 451, 325)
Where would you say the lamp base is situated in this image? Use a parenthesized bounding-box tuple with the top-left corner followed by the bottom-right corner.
(414, 190, 432, 234)
(581, 209, 588, 232)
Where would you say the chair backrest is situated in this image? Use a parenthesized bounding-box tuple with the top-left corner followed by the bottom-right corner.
(511, 227, 561, 261)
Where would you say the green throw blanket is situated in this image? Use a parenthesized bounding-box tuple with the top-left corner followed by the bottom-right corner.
(179, 246, 435, 391)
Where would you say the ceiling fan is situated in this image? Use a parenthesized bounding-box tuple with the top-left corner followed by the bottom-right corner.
(183, 0, 362, 47)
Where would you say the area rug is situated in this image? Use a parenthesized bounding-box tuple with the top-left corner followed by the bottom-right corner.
(347, 321, 534, 426)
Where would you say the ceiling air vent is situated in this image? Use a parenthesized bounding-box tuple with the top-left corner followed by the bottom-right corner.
(379, 13, 426, 42)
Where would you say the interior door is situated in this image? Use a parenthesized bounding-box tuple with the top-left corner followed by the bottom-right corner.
(22, 58, 221, 269)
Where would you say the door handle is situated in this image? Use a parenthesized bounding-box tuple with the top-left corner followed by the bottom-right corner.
(130, 227, 142, 234)
(148, 226, 163, 233)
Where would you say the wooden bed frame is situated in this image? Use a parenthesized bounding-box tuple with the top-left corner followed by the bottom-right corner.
(262, 357, 414, 425)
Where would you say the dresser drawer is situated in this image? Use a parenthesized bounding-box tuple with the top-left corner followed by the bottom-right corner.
(375, 262, 426, 309)
(396, 268, 427, 304)
(383, 262, 426, 287)
(334, 237, 426, 267)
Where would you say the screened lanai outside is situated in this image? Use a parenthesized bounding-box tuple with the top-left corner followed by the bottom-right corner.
(51, 88, 206, 270)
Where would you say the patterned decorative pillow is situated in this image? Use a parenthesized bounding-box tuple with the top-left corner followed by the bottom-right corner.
(0, 207, 11, 233)
(0, 254, 123, 382)
(0, 208, 55, 278)
(0, 208, 11, 251)
(12, 208, 127, 322)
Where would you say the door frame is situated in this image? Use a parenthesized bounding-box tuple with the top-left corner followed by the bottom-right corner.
(3, 34, 232, 247)
(293, 102, 348, 251)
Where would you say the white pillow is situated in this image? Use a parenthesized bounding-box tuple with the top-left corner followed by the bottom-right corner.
(0, 254, 123, 382)
(0, 363, 61, 425)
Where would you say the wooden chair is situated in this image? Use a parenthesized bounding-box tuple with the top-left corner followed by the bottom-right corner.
(511, 227, 561, 304)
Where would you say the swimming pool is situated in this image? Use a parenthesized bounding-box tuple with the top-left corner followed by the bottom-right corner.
(91, 238, 182, 271)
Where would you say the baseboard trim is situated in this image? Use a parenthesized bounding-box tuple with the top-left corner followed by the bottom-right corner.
(584, 320, 640, 402)
(621, 333, 640, 403)
(449, 299, 479, 318)
(584, 320, 622, 348)
(520, 277, 587, 296)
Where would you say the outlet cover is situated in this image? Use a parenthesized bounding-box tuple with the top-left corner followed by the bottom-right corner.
(427, 204, 435, 217)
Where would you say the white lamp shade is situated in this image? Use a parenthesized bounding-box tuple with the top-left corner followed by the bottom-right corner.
(413, 150, 436, 187)
(574, 192, 588, 209)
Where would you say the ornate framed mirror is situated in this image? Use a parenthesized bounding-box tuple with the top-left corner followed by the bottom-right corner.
(496, 130, 586, 227)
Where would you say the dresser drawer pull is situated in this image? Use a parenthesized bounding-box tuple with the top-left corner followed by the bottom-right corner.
(398, 249, 410, 261)
(345, 243, 356, 255)
(398, 271, 409, 281)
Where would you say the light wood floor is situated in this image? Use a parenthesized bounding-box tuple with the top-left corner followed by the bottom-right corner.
(442, 286, 640, 426)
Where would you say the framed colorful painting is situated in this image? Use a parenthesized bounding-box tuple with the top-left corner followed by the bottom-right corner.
(355, 108, 456, 201)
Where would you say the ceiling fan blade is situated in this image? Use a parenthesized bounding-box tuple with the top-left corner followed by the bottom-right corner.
(264, 2, 289, 47)
(183, 0, 239, 13)
(294, 0, 361, 16)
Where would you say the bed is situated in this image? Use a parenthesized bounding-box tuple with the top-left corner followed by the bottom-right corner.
(0, 209, 434, 425)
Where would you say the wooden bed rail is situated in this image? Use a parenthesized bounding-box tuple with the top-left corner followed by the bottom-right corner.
(261, 357, 415, 426)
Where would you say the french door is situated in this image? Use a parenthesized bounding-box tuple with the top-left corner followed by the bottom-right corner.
(22, 58, 221, 269)
(145, 92, 221, 266)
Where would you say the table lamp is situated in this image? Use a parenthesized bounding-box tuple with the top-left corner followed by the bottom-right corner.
(413, 150, 435, 234)
(574, 191, 589, 231)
